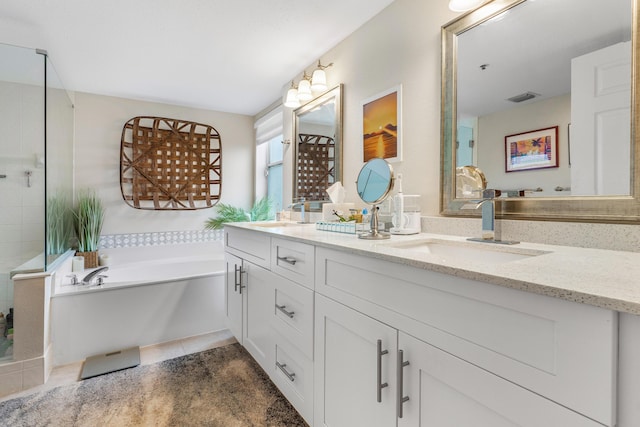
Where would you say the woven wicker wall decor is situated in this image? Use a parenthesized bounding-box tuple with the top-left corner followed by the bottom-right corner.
(296, 133, 335, 201)
(120, 116, 222, 210)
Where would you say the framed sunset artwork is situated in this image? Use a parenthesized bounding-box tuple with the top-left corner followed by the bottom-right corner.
(362, 85, 402, 162)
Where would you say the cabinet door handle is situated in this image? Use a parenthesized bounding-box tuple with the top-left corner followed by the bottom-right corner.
(377, 339, 389, 403)
(234, 264, 241, 291)
(234, 265, 246, 294)
(275, 304, 295, 318)
(277, 256, 297, 265)
(397, 349, 410, 418)
(276, 361, 296, 382)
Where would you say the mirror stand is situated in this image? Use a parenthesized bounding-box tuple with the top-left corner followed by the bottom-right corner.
(356, 158, 395, 240)
(359, 205, 390, 240)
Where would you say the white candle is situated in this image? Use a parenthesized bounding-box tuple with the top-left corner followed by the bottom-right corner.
(72, 256, 84, 272)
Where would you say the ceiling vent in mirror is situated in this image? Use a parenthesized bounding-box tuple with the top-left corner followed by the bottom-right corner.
(507, 92, 539, 103)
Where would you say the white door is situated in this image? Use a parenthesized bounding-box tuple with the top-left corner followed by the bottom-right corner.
(571, 41, 631, 195)
(224, 252, 243, 342)
(397, 332, 603, 427)
(242, 261, 275, 371)
(314, 294, 397, 427)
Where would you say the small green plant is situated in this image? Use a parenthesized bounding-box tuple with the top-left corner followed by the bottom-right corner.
(47, 191, 74, 255)
(73, 189, 105, 252)
(205, 197, 274, 230)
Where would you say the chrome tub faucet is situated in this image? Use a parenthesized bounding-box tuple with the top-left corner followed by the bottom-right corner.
(81, 266, 109, 285)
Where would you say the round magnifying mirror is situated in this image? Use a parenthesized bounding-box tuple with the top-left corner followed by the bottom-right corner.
(356, 158, 394, 239)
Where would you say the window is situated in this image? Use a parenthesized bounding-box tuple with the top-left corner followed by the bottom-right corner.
(266, 135, 283, 212)
(255, 107, 283, 213)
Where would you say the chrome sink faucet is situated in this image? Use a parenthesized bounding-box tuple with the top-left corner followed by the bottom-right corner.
(81, 266, 109, 285)
(289, 197, 309, 223)
(461, 189, 518, 245)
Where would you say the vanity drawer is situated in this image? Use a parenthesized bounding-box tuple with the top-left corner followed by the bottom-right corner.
(224, 227, 270, 268)
(316, 247, 617, 426)
(271, 238, 315, 289)
(271, 339, 313, 424)
(271, 274, 314, 359)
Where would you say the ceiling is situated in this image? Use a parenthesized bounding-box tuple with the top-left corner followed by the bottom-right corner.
(456, 0, 632, 118)
(0, 0, 395, 116)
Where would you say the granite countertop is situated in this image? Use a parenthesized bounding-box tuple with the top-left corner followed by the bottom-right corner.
(226, 222, 640, 315)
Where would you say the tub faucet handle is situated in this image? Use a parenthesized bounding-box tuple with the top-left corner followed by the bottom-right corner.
(96, 274, 108, 286)
(66, 274, 79, 285)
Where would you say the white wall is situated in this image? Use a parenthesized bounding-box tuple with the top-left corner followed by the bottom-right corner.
(477, 94, 571, 196)
(283, 0, 458, 215)
(73, 92, 255, 235)
(280, 0, 640, 251)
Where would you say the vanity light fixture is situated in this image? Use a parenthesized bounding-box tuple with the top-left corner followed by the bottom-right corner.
(310, 60, 334, 92)
(297, 72, 313, 102)
(284, 81, 301, 108)
(284, 60, 335, 108)
(448, 0, 484, 12)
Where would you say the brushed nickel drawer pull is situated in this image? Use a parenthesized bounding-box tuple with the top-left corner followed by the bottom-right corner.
(377, 339, 389, 403)
(275, 304, 295, 318)
(276, 361, 296, 381)
(234, 264, 246, 294)
(277, 256, 297, 265)
(397, 349, 410, 418)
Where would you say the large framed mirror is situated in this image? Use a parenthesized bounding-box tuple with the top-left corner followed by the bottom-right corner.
(293, 84, 343, 210)
(441, 0, 640, 223)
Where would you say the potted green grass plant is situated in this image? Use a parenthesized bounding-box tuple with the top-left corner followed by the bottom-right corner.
(47, 191, 74, 257)
(73, 189, 105, 268)
(205, 197, 273, 230)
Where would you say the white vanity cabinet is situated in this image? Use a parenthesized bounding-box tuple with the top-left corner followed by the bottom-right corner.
(223, 243, 275, 371)
(225, 225, 619, 427)
(315, 294, 604, 427)
(269, 237, 315, 423)
(224, 252, 244, 341)
(314, 293, 398, 427)
(315, 247, 616, 427)
(398, 332, 604, 427)
(224, 227, 315, 424)
(224, 227, 276, 370)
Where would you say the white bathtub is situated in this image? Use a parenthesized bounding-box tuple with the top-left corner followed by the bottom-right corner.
(51, 241, 227, 366)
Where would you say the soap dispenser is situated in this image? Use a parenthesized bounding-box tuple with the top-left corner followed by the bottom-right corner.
(390, 173, 421, 235)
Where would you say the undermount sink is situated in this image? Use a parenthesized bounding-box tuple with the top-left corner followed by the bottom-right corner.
(383, 239, 549, 264)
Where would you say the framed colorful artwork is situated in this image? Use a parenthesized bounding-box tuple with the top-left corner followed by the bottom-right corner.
(362, 85, 402, 162)
(505, 126, 558, 172)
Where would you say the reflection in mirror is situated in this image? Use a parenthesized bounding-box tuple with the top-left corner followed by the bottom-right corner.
(441, 0, 640, 223)
(294, 85, 342, 210)
(356, 158, 395, 240)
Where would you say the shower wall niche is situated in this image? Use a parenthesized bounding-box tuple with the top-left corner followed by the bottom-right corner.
(0, 43, 73, 362)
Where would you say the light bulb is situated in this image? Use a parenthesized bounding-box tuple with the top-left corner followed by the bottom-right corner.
(284, 86, 300, 108)
(297, 78, 312, 101)
(310, 68, 327, 92)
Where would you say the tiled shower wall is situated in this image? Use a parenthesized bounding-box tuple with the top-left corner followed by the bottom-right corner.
(0, 81, 45, 315)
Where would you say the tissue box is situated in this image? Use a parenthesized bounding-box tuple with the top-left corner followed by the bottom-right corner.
(322, 203, 355, 221)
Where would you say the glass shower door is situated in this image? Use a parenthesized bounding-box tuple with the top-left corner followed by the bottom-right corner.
(0, 43, 46, 361)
